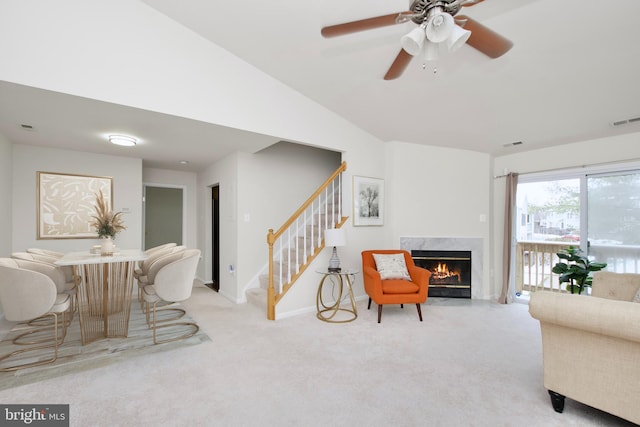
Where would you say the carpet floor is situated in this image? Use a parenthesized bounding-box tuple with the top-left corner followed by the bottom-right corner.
(0, 284, 636, 426)
(0, 298, 210, 390)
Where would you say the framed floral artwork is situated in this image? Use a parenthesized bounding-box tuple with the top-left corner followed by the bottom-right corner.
(353, 175, 383, 226)
(37, 171, 113, 239)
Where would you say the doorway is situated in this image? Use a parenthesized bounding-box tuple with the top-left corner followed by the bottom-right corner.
(211, 185, 220, 292)
(143, 185, 184, 250)
(514, 168, 640, 295)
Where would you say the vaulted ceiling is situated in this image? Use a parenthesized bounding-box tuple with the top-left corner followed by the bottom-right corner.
(2, 0, 640, 171)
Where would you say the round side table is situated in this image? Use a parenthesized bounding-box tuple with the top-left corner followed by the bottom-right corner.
(315, 268, 359, 323)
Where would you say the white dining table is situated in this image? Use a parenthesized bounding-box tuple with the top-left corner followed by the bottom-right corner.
(56, 249, 147, 345)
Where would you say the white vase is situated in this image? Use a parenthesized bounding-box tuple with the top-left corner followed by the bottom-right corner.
(100, 237, 114, 256)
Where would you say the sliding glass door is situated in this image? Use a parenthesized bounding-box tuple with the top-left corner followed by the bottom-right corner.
(587, 171, 640, 273)
(514, 167, 640, 294)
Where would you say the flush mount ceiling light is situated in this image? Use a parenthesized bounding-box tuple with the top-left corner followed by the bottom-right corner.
(108, 135, 137, 147)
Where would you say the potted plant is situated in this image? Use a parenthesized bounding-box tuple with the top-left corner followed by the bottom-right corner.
(552, 246, 607, 294)
(90, 190, 126, 255)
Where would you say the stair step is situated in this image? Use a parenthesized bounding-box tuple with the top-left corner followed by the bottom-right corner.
(246, 287, 267, 312)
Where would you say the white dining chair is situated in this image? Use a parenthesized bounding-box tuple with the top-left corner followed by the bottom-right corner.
(136, 245, 186, 307)
(141, 249, 201, 344)
(0, 258, 71, 372)
(12, 253, 77, 322)
(145, 243, 178, 255)
(27, 248, 65, 259)
(134, 243, 178, 279)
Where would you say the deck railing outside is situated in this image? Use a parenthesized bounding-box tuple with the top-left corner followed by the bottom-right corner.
(516, 241, 572, 293)
(516, 241, 640, 294)
(266, 162, 348, 320)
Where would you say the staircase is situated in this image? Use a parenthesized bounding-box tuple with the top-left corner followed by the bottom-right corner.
(257, 162, 348, 320)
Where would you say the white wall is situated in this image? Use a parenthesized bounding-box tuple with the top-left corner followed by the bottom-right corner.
(492, 131, 640, 299)
(1, 1, 502, 317)
(0, 133, 12, 319)
(198, 152, 240, 301)
(197, 142, 341, 303)
(0, 133, 12, 258)
(12, 145, 143, 253)
(274, 139, 389, 317)
(0, 1, 379, 157)
(235, 143, 342, 299)
(385, 141, 494, 299)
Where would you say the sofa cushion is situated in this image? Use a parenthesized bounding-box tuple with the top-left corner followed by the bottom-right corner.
(372, 253, 411, 280)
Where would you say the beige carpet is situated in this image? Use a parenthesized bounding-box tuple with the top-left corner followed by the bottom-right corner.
(0, 284, 635, 426)
(0, 298, 210, 390)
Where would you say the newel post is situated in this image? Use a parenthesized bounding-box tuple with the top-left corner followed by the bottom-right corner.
(267, 229, 276, 320)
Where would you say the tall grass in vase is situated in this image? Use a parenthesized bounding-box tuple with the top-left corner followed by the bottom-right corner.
(90, 190, 126, 254)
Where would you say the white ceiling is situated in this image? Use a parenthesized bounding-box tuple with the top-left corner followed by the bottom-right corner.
(2, 0, 640, 171)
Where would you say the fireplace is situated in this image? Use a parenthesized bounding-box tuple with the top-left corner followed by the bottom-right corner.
(411, 250, 471, 298)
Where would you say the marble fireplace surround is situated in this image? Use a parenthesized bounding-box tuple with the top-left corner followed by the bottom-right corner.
(400, 237, 483, 299)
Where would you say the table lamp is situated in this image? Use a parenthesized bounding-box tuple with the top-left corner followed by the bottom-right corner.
(325, 228, 346, 272)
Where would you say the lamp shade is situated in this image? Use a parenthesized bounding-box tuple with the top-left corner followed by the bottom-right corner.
(425, 12, 454, 43)
(401, 26, 426, 56)
(446, 24, 471, 52)
(422, 39, 440, 61)
(325, 228, 346, 247)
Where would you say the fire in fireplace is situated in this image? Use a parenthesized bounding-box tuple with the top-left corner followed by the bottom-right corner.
(411, 250, 471, 298)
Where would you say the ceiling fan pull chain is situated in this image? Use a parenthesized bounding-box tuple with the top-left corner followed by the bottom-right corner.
(421, 61, 438, 75)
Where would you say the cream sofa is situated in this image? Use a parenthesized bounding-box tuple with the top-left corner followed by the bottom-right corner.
(529, 271, 640, 424)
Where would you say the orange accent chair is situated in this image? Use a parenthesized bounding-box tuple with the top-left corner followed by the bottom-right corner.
(362, 250, 431, 323)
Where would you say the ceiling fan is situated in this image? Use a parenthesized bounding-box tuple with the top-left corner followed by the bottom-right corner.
(321, 0, 513, 80)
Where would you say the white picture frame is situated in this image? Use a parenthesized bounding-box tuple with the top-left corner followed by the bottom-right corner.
(353, 175, 384, 226)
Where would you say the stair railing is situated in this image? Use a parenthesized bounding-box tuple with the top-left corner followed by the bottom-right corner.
(266, 161, 348, 320)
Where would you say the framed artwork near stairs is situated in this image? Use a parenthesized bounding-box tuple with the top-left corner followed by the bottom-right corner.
(353, 175, 383, 226)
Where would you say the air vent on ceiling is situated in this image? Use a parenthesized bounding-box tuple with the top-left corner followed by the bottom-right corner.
(503, 141, 523, 147)
(20, 123, 35, 131)
(612, 116, 640, 127)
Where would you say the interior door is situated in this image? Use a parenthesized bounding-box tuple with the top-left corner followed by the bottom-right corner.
(211, 185, 220, 291)
(144, 185, 183, 250)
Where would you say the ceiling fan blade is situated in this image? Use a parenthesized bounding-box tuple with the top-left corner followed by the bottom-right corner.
(321, 12, 410, 38)
(462, 0, 485, 7)
(457, 15, 513, 58)
(384, 49, 413, 80)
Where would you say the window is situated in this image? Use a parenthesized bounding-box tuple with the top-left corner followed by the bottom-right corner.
(516, 179, 580, 243)
(514, 164, 640, 295)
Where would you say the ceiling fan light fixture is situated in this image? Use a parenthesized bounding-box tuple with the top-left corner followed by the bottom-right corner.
(401, 25, 426, 56)
(446, 25, 472, 52)
(422, 39, 440, 61)
(425, 12, 454, 43)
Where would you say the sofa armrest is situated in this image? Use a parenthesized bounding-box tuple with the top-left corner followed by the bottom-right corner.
(529, 291, 640, 343)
